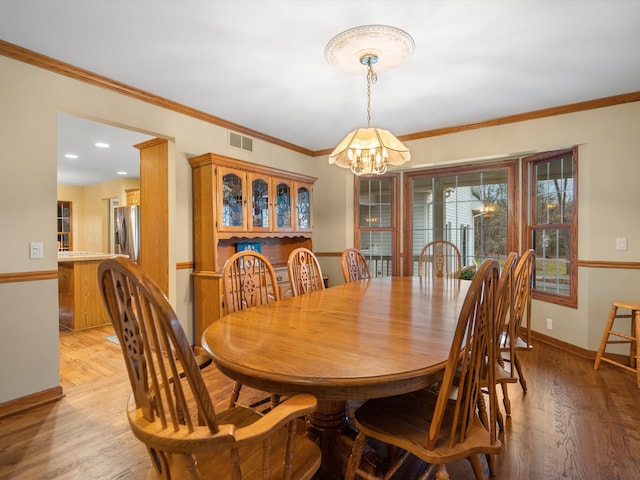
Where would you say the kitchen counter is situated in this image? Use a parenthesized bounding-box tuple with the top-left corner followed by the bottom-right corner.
(57, 251, 128, 262)
(58, 253, 128, 330)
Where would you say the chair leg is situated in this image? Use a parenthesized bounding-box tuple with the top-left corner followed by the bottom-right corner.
(634, 310, 640, 388)
(595, 305, 618, 370)
(435, 464, 450, 480)
(228, 381, 242, 409)
(418, 463, 436, 480)
(501, 382, 511, 416)
(344, 431, 367, 480)
(513, 352, 528, 392)
(467, 454, 485, 480)
(485, 452, 497, 476)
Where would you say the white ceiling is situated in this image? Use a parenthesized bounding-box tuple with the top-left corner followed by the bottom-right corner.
(56, 114, 152, 186)
(1, 1, 639, 185)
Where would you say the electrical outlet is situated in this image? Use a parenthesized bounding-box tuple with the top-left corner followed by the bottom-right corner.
(30, 242, 44, 259)
(546, 318, 553, 330)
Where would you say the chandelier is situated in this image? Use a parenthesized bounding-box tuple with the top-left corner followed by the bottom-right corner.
(326, 25, 414, 176)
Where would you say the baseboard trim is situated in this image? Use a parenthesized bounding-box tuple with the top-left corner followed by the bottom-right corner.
(0, 386, 65, 419)
(530, 329, 630, 365)
(531, 329, 594, 359)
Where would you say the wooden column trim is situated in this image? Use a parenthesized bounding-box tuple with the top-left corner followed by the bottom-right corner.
(135, 138, 169, 294)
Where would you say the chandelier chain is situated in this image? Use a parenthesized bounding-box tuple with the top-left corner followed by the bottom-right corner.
(366, 59, 377, 128)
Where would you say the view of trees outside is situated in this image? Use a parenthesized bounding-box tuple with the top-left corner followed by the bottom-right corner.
(471, 181, 509, 264)
(531, 154, 574, 295)
(411, 170, 509, 275)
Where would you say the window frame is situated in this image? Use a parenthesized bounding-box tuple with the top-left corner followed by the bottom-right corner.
(403, 160, 518, 276)
(354, 173, 401, 276)
(57, 200, 73, 251)
(523, 147, 578, 308)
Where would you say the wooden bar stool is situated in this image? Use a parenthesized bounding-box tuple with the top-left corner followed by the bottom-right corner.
(594, 300, 640, 388)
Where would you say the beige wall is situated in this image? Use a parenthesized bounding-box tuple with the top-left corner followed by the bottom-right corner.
(400, 103, 640, 350)
(0, 55, 315, 404)
(1, 51, 639, 405)
(323, 102, 640, 354)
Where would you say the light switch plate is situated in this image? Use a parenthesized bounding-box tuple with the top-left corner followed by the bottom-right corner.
(30, 241, 44, 259)
(616, 237, 628, 251)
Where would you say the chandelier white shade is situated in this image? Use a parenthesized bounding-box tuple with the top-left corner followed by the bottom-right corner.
(326, 25, 413, 176)
(328, 127, 411, 176)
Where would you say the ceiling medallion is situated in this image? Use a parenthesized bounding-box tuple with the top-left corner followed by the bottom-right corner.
(325, 25, 415, 75)
(326, 25, 414, 176)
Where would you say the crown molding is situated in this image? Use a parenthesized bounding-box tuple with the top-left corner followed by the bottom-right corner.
(0, 39, 314, 157)
(2, 39, 638, 159)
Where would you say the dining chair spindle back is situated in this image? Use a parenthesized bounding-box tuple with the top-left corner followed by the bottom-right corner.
(344, 259, 502, 480)
(222, 251, 281, 410)
(491, 251, 519, 424)
(98, 256, 321, 480)
(341, 248, 371, 283)
(419, 240, 462, 279)
(287, 247, 325, 296)
(222, 251, 280, 315)
(500, 249, 536, 392)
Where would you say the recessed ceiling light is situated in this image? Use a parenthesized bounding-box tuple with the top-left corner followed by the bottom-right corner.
(64, 153, 79, 159)
(117, 171, 128, 175)
(95, 142, 110, 148)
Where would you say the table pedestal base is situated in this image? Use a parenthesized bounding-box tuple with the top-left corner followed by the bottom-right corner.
(307, 399, 347, 480)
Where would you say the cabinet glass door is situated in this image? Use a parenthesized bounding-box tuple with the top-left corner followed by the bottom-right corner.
(274, 179, 293, 231)
(250, 175, 271, 231)
(295, 183, 312, 231)
(220, 170, 246, 230)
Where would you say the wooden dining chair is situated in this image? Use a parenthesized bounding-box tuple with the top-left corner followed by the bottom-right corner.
(341, 247, 371, 283)
(222, 251, 280, 315)
(345, 259, 501, 480)
(98, 256, 321, 480)
(491, 252, 519, 423)
(287, 247, 325, 296)
(500, 249, 536, 392)
(222, 251, 281, 410)
(418, 240, 462, 279)
(454, 253, 517, 435)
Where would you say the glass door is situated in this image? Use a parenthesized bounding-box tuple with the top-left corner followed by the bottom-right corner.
(218, 167, 247, 232)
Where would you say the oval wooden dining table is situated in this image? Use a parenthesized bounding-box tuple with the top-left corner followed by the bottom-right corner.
(202, 276, 470, 479)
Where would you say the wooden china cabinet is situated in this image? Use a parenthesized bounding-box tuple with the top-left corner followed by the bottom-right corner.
(189, 152, 316, 345)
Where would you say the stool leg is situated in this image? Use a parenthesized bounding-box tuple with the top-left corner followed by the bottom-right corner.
(634, 309, 640, 388)
(631, 309, 638, 369)
(594, 305, 618, 370)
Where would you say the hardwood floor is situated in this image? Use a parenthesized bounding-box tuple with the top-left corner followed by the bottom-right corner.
(1, 326, 639, 479)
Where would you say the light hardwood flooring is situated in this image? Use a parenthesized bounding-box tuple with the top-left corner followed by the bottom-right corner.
(1, 325, 639, 479)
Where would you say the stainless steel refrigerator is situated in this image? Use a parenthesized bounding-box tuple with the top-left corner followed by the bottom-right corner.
(113, 205, 140, 263)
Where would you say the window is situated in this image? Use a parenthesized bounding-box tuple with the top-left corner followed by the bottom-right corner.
(355, 174, 400, 277)
(57, 201, 72, 251)
(356, 149, 578, 306)
(524, 148, 578, 307)
(404, 162, 517, 275)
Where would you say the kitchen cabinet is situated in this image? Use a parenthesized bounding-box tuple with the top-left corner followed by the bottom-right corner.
(189, 152, 316, 345)
(58, 252, 126, 330)
(294, 182, 313, 232)
(125, 188, 140, 206)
